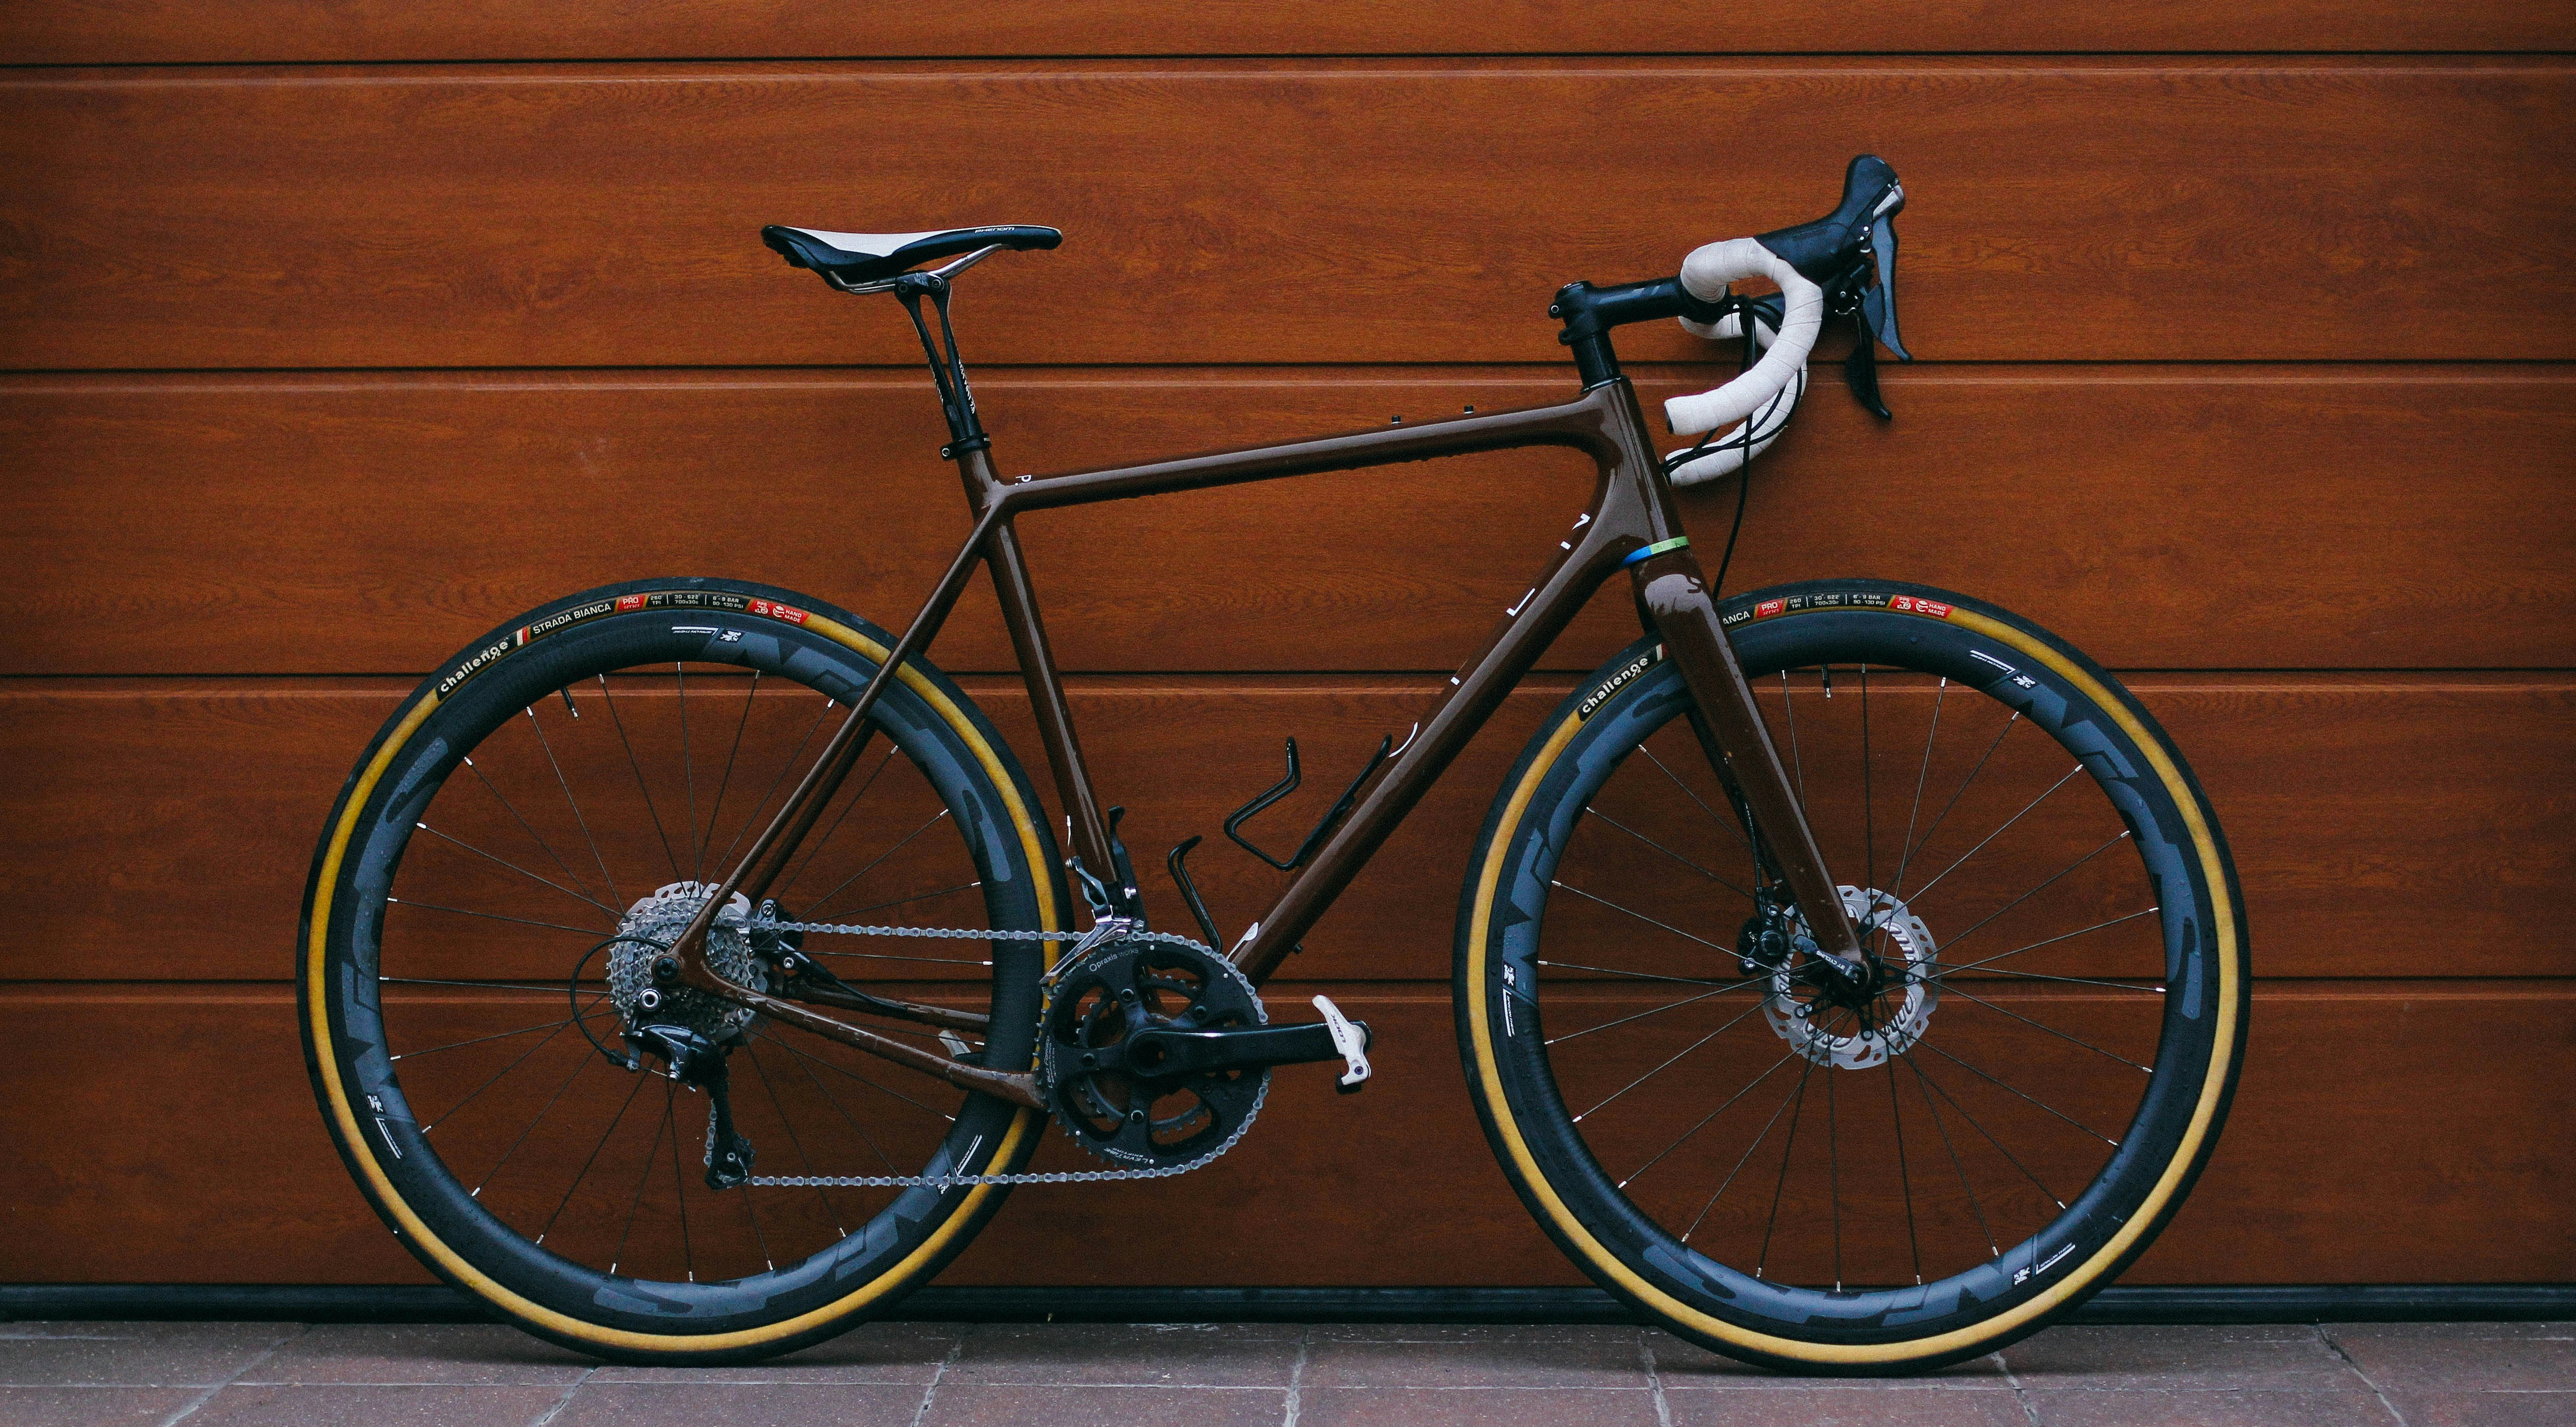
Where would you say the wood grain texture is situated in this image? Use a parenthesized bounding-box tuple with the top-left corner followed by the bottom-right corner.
(6, 367, 2568, 676)
(5, 60, 2570, 369)
(4, 675, 2565, 984)
(3, 982, 2567, 1285)
(12, 2, 2569, 66)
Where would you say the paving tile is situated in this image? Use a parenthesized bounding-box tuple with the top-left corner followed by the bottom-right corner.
(1310, 1323, 1632, 1343)
(554, 1381, 928, 1426)
(1297, 1386, 1662, 1427)
(0, 1385, 200, 1425)
(920, 1383, 1287, 1427)
(1302, 1326, 1647, 1388)
(590, 1320, 961, 1383)
(242, 1322, 592, 1385)
(1999, 1324, 2360, 1391)
(1649, 1334, 2007, 1389)
(2326, 1322, 2576, 1343)
(2380, 1390, 2576, 1427)
(945, 1321, 1301, 1386)
(1667, 1387, 2032, 1425)
(2022, 1388, 2401, 1425)
(2329, 1332, 2576, 1391)
(184, 1383, 571, 1426)
(0, 1321, 299, 1387)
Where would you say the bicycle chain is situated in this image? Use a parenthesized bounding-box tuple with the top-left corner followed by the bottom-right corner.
(738, 915, 1264, 1190)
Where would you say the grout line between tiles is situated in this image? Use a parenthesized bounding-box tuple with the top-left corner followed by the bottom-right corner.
(1997, 1349, 2044, 1425)
(1640, 1330, 1673, 1427)
(1282, 1323, 1310, 1427)
(2318, 1323, 2413, 1427)
(155, 1323, 307, 1427)
(525, 1364, 595, 1427)
(908, 1329, 966, 1427)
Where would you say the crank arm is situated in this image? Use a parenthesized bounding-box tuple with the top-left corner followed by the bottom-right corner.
(1122, 1014, 1372, 1080)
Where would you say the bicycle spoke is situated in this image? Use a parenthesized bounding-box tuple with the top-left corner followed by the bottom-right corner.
(1903, 1050, 1997, 1258)
(1779, 670, 1809, 812)
(1887, 1062, 1924, 1285)
(806, 808, 952, 921)
(1904, 763, 2084, 905)
(1573, 998, 1770, 1122)
(420, 1015, 585, 1135)
(391, 1013, 585, 1062)
(1923, 906, 2161, 982)
(1549, 880, 1738, 956)
(609, 1086, 672, 1275)
(836, 879, 981, 921)
(663, 1090, 695, 1282)
(525, 703, 625, 910)
(700, 670, 761, 873)
(386, 896, 606, 939)
(471, 1046, 596, 1199)
(597, 674, 684, 884)
(1536, 959, 1762, 992)
(1920, 966, 2164, 994)
(1909, 1052, 2066, 1210)
(459, 754, 598, 905)
(382, 976, 605, 995)
(1935, 831, 2130, 955)
(1755, 1046, 1822, 1278)
(1636, 744, 1755, 856)
(774, 1036, 902, 1174)
(1827, 1053, 1842, 1290)
(1891, 677, 1947, 901)
(1585, 806, 1752, 898)
(1859, 664, 1875, 901)
(1620, 1047, 1797, 1189)
(778, 745, 898, 904)
(1547, 979, 1763, 1047)
(1940, 983, 2153, 1072)
(717, 695, 834, 869)
(741, 1159, 775, 1272)
(1898, 708, 2020, 884)
(1680, 1038, 1820, 1244)
(1921, 1042, 2118, 1146)
(413, 823, 618, 918)
(754, 1029, 956, 1124)
(676, 664, 700, 883)
(537, 1071, 650, 1247)
(744, 1043, 849, 1232)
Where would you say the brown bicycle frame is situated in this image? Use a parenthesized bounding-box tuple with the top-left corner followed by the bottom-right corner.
(660, 374, 1864, 1110)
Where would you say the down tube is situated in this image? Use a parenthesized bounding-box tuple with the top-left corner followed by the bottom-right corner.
(1230, 476, 1666, 984)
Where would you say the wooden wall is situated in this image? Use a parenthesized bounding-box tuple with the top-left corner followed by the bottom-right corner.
(2, 5, 2570, 1292)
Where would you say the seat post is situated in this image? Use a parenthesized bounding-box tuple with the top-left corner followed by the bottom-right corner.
(890, 272, 989, 461)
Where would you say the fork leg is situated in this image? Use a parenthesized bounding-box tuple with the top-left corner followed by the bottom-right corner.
(1631, 549, 1865, 961)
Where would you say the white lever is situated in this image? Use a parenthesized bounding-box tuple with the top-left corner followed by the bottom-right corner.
(1311, 994, 1372, 1093)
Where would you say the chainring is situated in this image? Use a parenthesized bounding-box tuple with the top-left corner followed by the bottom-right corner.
(1041, 939, 1269, 1170)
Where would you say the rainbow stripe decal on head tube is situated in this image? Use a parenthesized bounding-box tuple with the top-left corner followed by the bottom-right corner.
(1622, 536, 1690, 566)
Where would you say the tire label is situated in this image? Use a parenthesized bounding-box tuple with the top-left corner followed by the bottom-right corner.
(1577, 644, 1664, 721)
(1721, 590, 1949, 626)
(440, 588, 766, 697)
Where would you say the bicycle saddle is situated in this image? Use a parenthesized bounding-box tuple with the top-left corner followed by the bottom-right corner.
(760, 224, 1062, 287)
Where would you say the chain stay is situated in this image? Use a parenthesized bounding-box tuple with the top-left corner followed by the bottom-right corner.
(742, 914, 1256, 1189)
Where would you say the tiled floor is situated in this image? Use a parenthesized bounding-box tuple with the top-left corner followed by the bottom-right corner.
(1, 1319, 2566, 1426)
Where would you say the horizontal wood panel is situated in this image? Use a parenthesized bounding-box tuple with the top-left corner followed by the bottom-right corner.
(5, 367, 2567, 675)
(13, 2, 2569, 66)
(3, 982, 2567, 1284)
(5, 61, 2570, 369)
(3, 676, 2564, 984)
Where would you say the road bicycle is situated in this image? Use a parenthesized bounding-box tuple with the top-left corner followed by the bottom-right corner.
(300, 155, 2248, 1372)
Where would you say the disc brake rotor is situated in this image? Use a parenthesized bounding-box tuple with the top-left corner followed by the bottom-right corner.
(1041, 940, 1269, 1169)
(1765, 884, 1940, 1069)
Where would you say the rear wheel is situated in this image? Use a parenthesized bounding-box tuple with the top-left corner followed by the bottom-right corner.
(300, 578, 1066, 1363)
(1457, 580, 2247, 1371)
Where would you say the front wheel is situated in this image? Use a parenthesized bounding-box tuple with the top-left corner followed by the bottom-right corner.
(1456, 579, 2247, 1372)
(299, 577, 1068, 1364)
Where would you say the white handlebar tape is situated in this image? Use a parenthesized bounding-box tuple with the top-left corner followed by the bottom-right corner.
(1662, 237, 1825, 438)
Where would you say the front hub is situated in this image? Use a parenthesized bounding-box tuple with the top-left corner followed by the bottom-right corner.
(1764, 885, 1939, 1069)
